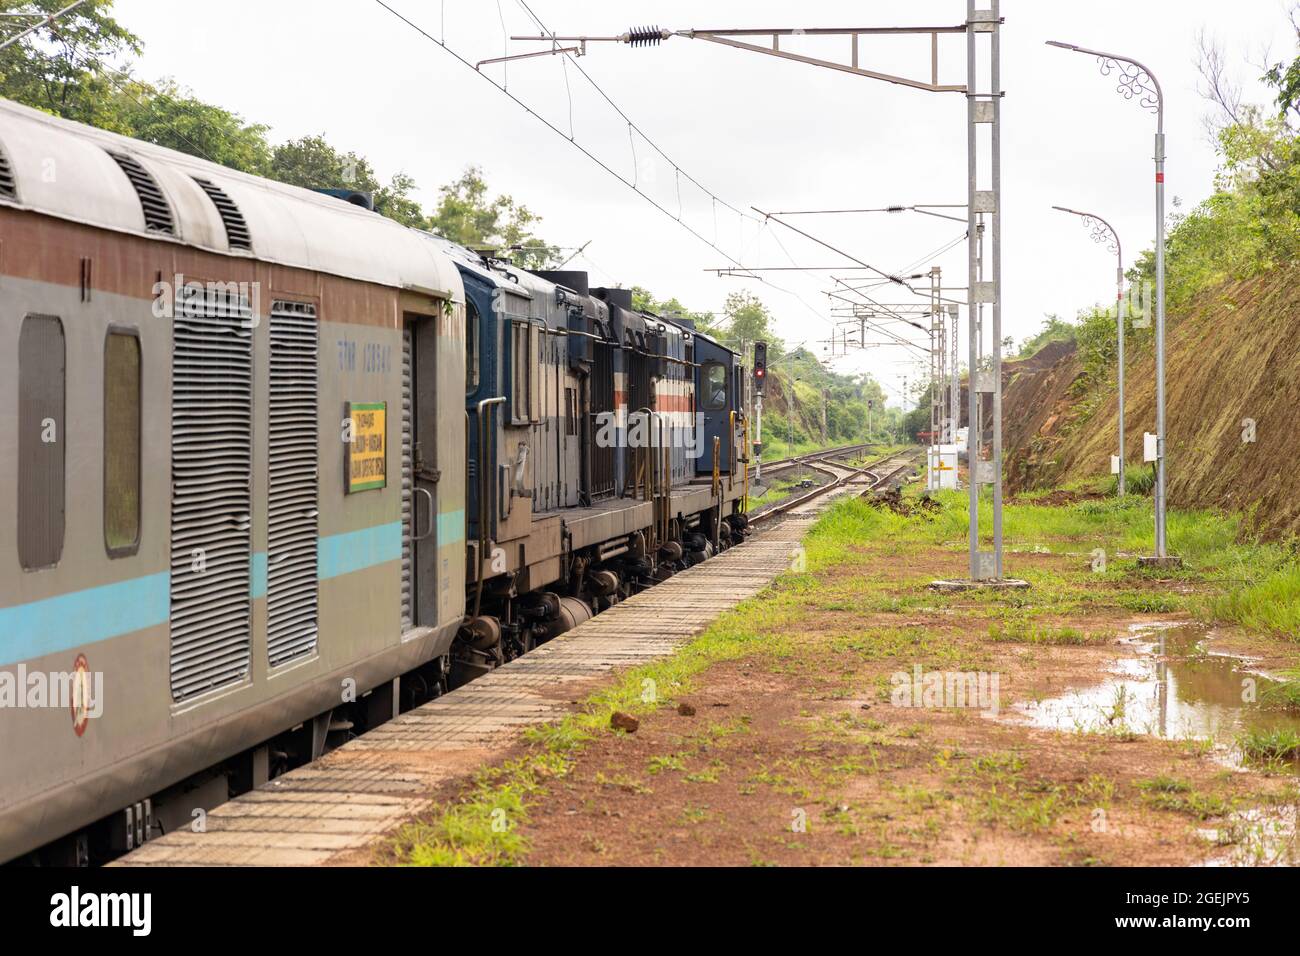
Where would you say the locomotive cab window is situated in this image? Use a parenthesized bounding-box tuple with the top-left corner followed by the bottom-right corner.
(104, 328, 142, 556)
(18, 314, 66, 570)
(702, 361, 728, 411)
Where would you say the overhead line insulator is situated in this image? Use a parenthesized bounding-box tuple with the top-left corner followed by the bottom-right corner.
(626, 25, 664, 46)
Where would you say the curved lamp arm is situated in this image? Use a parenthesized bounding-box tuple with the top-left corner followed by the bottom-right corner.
(1046, 40, 1163, 132)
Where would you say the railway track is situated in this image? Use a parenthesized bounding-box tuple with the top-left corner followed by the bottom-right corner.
(749, 447, 919, 523)
(117, 451, 920, 867)
(753, 441, 875, 477)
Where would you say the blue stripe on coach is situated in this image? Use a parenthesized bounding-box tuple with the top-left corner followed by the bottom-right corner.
(0, 518, 447, 666)
(0, 572, 170, 666)
(317, 521, 402, 579)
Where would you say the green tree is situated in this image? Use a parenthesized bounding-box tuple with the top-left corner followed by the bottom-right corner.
(1017, 314, 1077, 358)
(428, 165, 559, 268)
(0, 0, 139, 128)
(271, 134, 427, 228)
(722, 291, 779, 354)
(1264, 9, 1300, 125)
(1127, 13, 1300, 306)
(117, 78, 271, 174)
(631, 286, 718, 334)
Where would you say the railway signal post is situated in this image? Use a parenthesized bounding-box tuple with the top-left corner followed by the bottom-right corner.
(753, 340, 767, 479)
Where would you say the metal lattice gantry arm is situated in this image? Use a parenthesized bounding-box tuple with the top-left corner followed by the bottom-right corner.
(769, 203, 969, 224)
(512, 25, 970, 93)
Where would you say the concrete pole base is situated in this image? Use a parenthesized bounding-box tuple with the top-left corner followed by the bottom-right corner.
(1136, 555, 1184, 571)
(927, 578, 1031, 592)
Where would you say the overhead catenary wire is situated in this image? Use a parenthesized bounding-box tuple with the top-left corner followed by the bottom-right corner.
(373, 0, 840, 329)
(0, 0, 86, 53)
(373, 1, 756, 271)
(513, 0, 761, 226)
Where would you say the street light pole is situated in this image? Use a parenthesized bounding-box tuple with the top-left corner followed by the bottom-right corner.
(1047, 40, 1176, 564)
(1052, 205, 1125, 496)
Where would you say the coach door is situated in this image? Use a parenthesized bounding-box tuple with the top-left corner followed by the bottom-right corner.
(694, 338, 733, 475)
(401, 312, 439, 634)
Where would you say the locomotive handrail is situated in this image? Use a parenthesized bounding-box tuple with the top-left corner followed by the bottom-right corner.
(729, 410, 737, 492)
(742, 416, 750, 511)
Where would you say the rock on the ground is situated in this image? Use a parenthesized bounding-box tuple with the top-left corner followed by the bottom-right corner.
(610, 711, 640, 733)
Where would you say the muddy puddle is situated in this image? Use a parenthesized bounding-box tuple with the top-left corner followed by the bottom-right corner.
(1013, 622, 1300, 763)
(1011, 622, 1300, 865)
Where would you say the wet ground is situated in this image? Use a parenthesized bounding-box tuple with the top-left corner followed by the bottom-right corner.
(1014, 622, 1300, 768)
(390, 496, 1300, 867)
(1011, 621, 1300, 865)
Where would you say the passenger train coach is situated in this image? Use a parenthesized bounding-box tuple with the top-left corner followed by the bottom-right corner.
(0, 98, 751, 864)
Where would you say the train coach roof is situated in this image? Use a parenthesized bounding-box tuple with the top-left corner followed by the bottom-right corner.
(0, 98, 463, 303)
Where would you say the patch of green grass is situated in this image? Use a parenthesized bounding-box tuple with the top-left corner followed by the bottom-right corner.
(1142, 790, 1232, 819)
(987, 621, 1108, 646)
(1136, 776, 1230, 818)
(1075, 774, 1116, 806)
(1115, 591, 1185, 613)
(748, 476, 801, 509)
(1107, 465, 1156, 496)
(1138, 775, 1192, 794)
(859, 485, 1300, 649)
(975, 786, 1065, 833)
(967, 752, 1027, 777)
(681, 805, 710, 823)
(1237, 728, 1300, 763)
(391, 756, 553, 866)
(648, 754, 687, 775)
(1260, 672, 1300, 710)
(1208, 561, 1300, 639)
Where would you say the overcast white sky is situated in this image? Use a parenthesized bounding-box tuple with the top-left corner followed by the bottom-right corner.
(113, 0, 1294, 407)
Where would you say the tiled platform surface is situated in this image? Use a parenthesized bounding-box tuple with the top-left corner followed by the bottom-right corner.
(118, 471, 869, 866)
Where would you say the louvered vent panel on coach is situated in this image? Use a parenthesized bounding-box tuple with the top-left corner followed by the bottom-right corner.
(267, 301, 320, 666)
(107, 150, 174, 235)
(193, 176, 252, 250)
(169, 284, 252, 700)
(0, 141, 16, 200)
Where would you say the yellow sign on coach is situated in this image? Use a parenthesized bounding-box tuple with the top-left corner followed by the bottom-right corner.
(346, 401, 387, 493)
